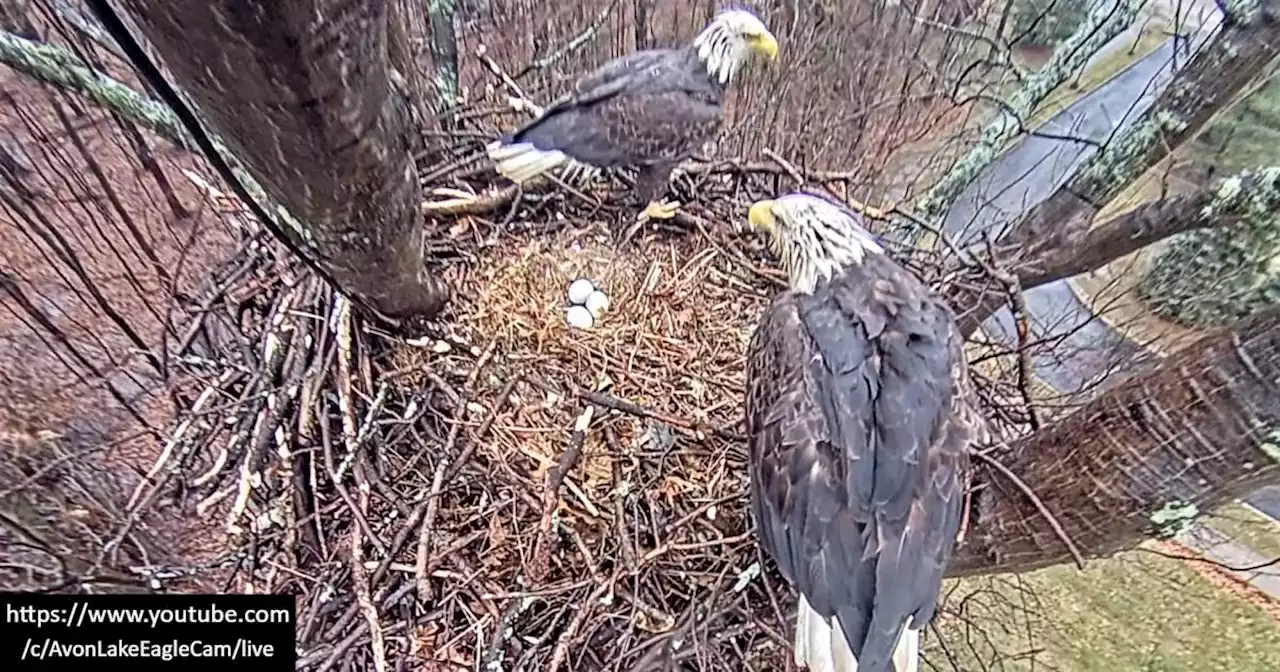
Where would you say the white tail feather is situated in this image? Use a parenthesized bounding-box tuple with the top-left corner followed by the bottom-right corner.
(794, 597, 921, 672)
(795, 596, 837, 672)
(891, 628, 919, 672)
(486, 141, 570, 184)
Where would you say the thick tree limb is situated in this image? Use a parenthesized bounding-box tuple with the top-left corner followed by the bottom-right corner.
(1015, 166, 1280, 289)
(0, 31, 187, 148)
(952, 1, 1280, 336)
(1012, 0, 1280, 252)
(950, 305, 1280, 576)
(113, 0, 450, 323)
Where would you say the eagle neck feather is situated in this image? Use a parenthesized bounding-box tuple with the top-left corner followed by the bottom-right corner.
(692, 19, 746, 85)
(777, 229, 883, 295)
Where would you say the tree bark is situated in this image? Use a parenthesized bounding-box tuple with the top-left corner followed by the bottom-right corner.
(425, 0, 459, 119)
(949, 305, 1280, 576)
(951, 0, 1280, 336)
(1014, 166, 1280, 290)
(112, 0, 450, 323)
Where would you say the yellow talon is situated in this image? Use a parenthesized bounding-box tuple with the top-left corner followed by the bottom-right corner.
(638, 199, 680, 222)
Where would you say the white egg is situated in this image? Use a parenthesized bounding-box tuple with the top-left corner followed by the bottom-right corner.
(585, 290, 610, 318)
(566, 305, 595, 329)
(568, 278, 596, 305)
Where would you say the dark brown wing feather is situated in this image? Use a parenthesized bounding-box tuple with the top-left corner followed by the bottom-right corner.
(508, 47, 723, 168)
(746, 255, 975, 672)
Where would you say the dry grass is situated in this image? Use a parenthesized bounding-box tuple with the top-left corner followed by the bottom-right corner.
(450, 227, 766, 421)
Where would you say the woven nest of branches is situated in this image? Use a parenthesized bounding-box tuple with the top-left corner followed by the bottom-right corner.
(133, 147, 1014, 672)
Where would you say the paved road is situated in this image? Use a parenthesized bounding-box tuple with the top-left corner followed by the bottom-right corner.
(943, 35, 1195, 392)
(1177, 523, 1280, 600)
(1249, 485, 1280, 521)
(941, 9, 1279, 519)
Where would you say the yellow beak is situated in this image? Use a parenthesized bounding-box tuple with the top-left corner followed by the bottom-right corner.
(747, 200, 777, 232)
(754, 32, 779, 61)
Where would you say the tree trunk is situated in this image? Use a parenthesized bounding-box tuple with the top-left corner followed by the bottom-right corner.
(949, 306, 1280, 576)
(951, 0, 1280, 336)
(426, 0, 459, 120)
(111, 0, 450, 323)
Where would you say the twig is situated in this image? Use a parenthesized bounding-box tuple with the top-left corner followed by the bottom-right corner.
(413, 347, 502, 602)
(444, 375, 522, 482)
(547, 572, 621, 672)
(320, 301, 386, 555)
(531, 405, 595, 583)
(984, 236, 1041, 430)
(514, 0, 622, 79)
(762, 148, 805, 184)
(421, 184, 517, 216)
(577, 388, 744, 442)
(349, 488, 387, 672)
(1143, 542, 1280, 573)
(476, 44, 539, 113)
(971, 450, 1085, 570)
(604, 425, 638, 571)
(639, 533, 752, 565)
(483, 598, 527, 670)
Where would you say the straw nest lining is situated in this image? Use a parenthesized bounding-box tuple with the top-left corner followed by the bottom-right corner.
(382, 216, 795, 670)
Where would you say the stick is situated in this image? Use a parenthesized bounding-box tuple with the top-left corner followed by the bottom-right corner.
(972, 450, 1086, 570)
(531, 405, 595, 583)
(577, 388, 743, 442)
(547, 572, 620, 672)
(984, 235, 1041, 431)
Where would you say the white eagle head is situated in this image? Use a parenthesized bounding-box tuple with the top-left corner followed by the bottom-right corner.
(747, 192, 885, 294)
(693, 8, 779, 85)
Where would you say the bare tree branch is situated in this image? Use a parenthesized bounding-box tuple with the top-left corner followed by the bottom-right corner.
(951, 1, 1280, 335)
(1017, 165, 1280, 289)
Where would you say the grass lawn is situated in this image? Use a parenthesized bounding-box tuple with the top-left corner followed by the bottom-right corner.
(1205, 501, 1280, 563)
(928, 548, 1280, 671)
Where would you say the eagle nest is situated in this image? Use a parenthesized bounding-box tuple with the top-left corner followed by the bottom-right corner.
(126, 162, 983, 672)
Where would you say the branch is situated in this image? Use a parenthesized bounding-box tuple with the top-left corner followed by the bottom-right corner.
(909, 0, 1143, 224)
(948, 1, 1280, 336)
(1015, 166, 1280, 289)
(514, 0, 621, 79)
(1010, 0, 1280, 253)
(0, 29, 323, 251)
(0, 30, 188, 149)
(950, 305, 1280, 576)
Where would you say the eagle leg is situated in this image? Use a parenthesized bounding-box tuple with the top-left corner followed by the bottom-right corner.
(630, 162, 680, 221)
(614, 163, 681, 246)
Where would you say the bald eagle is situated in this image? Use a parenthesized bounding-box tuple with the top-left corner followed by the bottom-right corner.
(486, 9, 778, 225)
(742, 193, 983, 672)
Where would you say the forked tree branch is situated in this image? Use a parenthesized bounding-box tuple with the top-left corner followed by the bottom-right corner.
(909, 0, 1143, 224)
(1013, 166, 1280, 290)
